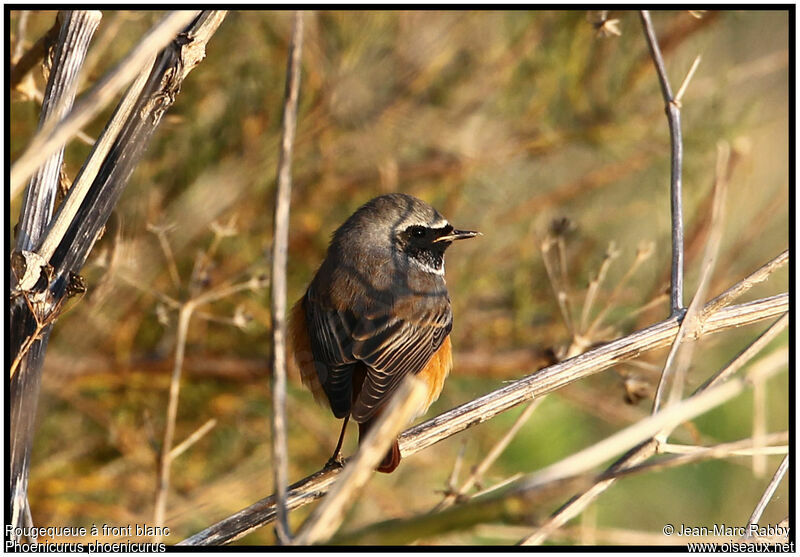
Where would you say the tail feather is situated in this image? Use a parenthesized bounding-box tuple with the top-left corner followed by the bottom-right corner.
(358, 421, 402, 473)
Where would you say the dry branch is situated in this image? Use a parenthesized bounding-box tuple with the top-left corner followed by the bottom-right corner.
(520, 311, 788, 545)
(743, 455, 789, 539)
(10, 14, 60, 89)
(335, 351, 785, 546)
(9, 10, 227, 538)
(293, 377, 428, 545)
(269, 10, 305, 544)
(179, 281, 787, 545)
(9, 11, 102, 536)
(640, 10, 686, 316)
(10, 10, 201, 196)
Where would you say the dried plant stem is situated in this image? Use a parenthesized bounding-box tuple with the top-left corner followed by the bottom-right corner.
(169, 418, 217, 460)
(579, 244, 618, 334)
(336, 356, 784, 546)
(640, 10, 685, 316)
(147, 223, 182, 289)
(10, 11, 227, 542)
(153, 303, 194, 541)
(652, 142, 730, 415)
(518, 358, 778, 493)
(11, 10, 201, 196)
(9, 11, 102, 537)
(293, 377, 427, 545)
(269, 10, 304, 545)
(541, 237, 575, 338)
(743, 455, 789, 538)
(179, 287, 787, 546)
(703, 249, 789, 316)
(435, 397, 544, 511)
(520, 313, 788, 545)
(10, 15, 59, 89)
(153, 277, 261, 540)
(586, 243, 653, 338)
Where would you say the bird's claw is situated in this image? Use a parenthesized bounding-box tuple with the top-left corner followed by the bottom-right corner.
(324, 454, 346, 469)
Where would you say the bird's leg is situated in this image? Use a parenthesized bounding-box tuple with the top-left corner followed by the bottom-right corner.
(325, 415, 349, 469)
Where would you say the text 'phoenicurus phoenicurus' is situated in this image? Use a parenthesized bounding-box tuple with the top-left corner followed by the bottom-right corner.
(289, 193, 478, 473)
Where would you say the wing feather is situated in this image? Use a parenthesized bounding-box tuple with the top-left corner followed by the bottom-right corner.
(351, 304, 452, 422)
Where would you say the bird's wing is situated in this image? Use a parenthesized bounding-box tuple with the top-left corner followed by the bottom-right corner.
(350, 301, 452, 422)
(304, 286, 359, 418)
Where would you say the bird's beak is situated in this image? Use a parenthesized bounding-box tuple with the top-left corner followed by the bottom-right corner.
(433, 229, 481, 243)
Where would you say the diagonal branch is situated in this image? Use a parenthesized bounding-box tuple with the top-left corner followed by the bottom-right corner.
(520, 311, 788, 545)
(743, 455, 789, 539)
(179, 284, 787, 545)
(10, 11, 201, 197)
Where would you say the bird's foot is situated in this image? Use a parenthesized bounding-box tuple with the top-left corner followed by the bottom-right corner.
(324, 454, 346, 470)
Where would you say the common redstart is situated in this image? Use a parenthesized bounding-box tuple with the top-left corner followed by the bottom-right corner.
(289, 193, 478, 473)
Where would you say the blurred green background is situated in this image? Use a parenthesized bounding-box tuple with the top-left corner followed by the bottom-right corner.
(9, 10, 789, 546)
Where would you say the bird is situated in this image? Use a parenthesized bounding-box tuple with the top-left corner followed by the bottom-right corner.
(288, 193, 478, 473)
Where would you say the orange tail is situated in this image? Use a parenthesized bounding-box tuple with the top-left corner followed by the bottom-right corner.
(358, 421, 401, 473)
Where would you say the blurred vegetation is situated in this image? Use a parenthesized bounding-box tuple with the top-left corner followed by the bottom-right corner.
(9, 9, 789, 546)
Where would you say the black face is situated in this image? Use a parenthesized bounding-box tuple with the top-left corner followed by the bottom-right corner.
(398, 224, 455, 272)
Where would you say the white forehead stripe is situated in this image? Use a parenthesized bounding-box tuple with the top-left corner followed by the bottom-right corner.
(429, 217, 450, 229)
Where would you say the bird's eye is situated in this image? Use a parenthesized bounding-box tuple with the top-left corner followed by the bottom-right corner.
(409, 226, 426, 239)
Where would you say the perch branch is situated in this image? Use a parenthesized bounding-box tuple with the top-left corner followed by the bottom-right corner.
(179, 284, 787, 545)
(269, 9, 304, 545)
(334, 354, 784, 546)
(519, 312, 788, 545)
(293, 377, 427, 545)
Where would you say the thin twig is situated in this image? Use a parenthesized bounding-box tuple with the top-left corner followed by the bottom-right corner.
(435, 397, 544, 511)
(12, 10, 30, 63)
(153, 303, 194, 541)
(178, 288, 787, 545)
(579, 243, 619, 334)
(703, 249, 789, 316)
(595, 435, 787, 481)
(293, 377, 427, 545)
(517, 357, 779, 492)
(751, 376, 767, 477)
(640, 10, 685, 316)
(169, 418, 218, 461)
(11, 10, 201, 196)
(269, 9, 304, 545)
(147, 222, 182, 289)
(673, 55, 701, 105)
(651, 142, 730, 415)
(743, 455, 789, 539)
(586, 242, 654, 338)
(10, 15, 59, 89)
(541, 237, 576, 338)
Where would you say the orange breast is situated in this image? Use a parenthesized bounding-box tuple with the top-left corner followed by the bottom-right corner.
(414, 335, 453, 418)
